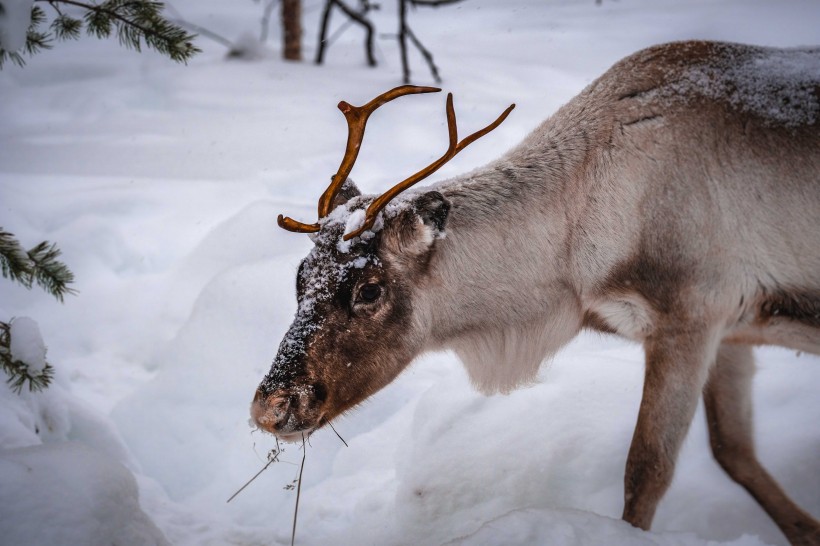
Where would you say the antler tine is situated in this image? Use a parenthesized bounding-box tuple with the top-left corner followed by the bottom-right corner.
(277, 214, 320, 233)
(317, 85, 441, 219)
(276, 85, 440, 234)
(343, 94, 515, 241)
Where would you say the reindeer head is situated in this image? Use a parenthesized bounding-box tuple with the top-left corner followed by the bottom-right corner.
(251, 86, 514, 441)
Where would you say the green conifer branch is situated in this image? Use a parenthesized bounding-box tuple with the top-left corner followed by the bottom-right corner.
(1, 229, 73, 394)
(51, 14, 83, 40)
(0, 228, 76, 301)
(0, 0, 199, 67)
(0, 6, 51, 68)
(0, 230, 34, 287)
(27, 241, 77, 302)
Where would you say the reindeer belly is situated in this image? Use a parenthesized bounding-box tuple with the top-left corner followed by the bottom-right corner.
(725, 289, 820, 354)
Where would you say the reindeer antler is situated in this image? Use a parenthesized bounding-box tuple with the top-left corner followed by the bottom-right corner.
(343, 94, 515, 240)
(277, 85, 441, 234)
(276, 87, 515, 240)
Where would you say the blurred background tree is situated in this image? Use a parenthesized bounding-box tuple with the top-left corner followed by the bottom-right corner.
(282, 0, 301, 60)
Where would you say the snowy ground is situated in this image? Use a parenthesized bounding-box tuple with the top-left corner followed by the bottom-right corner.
(1, 1, 819, 545)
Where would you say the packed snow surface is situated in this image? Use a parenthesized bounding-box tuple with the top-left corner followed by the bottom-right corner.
(1, 1, 818, 545)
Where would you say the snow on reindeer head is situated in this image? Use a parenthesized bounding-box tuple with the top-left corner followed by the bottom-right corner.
(250, 85, 513, 441)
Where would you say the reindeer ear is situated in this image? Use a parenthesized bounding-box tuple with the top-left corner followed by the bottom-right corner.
(380, 191, 450, 264)
(414, 191, 450, 234)
(330, 178, 362, 211)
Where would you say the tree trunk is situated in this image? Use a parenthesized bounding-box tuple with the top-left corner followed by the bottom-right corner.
(282, 0, 302, 61)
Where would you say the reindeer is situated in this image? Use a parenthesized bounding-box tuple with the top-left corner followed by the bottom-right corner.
(252, 41, 820, 544)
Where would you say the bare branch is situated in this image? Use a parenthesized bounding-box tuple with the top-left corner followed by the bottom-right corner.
(409, 0, 464, 6)
(260, 0, 278, 43)
(397, 0, 464, 83)
(405, 24, 440, 83)
(315, 0, 375, 67)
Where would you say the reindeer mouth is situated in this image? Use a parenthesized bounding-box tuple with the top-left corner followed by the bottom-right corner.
(271, 429, 313, 443)
(274, 416, 329, 443)
(251, 413, 320, 443)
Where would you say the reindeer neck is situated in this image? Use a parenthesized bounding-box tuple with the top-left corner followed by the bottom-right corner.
(419, 116, 600, 347)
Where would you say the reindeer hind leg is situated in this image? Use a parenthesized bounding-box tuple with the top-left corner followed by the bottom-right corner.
(704, 343, 820, 546)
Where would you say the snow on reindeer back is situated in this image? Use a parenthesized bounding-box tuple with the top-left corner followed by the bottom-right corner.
(657, 44, 820, 127)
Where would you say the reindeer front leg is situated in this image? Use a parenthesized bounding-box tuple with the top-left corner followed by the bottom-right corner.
(622, 326, 718, 529)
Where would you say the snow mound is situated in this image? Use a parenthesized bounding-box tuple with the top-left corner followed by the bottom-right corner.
(0, 442, 169, 546)
(448, 508, 772, 546)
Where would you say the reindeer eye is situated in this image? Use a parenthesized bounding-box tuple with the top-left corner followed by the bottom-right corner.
(358, 283, 382, 303)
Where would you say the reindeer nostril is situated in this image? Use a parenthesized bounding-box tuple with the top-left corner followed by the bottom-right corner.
(250, 390, 294, 431)
(313, 382, 328, 404)
(270, 395, 291, 418)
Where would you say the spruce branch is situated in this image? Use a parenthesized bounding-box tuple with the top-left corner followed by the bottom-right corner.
(0, 321, 55, 393)
(0, 230, 33, 287)
(1, 230, 72, 395)
(0, 0, 199, 67)
(0, 97, 70, 398)
(0, 6, 52, 68)
(50, 13, 83, 40)
(0, 228, 76, 301)
(26, 241, 76, 302)
(53, 0, 200, 61)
